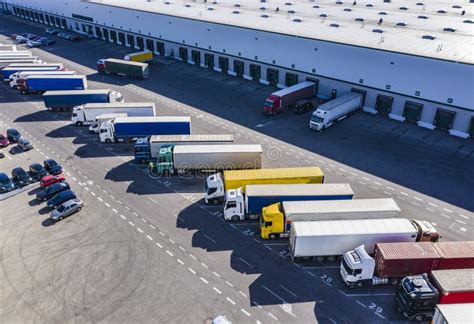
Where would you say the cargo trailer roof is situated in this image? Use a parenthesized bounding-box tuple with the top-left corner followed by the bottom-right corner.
(83, 102, 155, 109)
(26, 75, 85, 79)
(283, 198, 400, 215)
(43, 90, 112, 96)
(106, 58, 148, 67)
(246, 183, 353, 197)
(96, 113, 128, 119)
(127, 50, 153, 56)
(430, 269, 474, 292)
(272, 81, 315, 97)
(292, 218, 414, 237)
(150, 134, 234, 143)
(2, 67, 60, 71)
(317, 93, 362, 111)
(433, 241, 474, 259)
(173, 144, 262, 154)
(224, 167, 324, 182)
(376, 242, 441, 260)
(114, 116, 190, 123)
(435, 303, 474, 323)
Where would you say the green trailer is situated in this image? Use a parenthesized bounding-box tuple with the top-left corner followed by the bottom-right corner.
(97, 58, 149, 79)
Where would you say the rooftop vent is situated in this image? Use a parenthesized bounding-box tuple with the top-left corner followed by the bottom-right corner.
(366, 4, 373, 7)
(232, 10, 239, 14)
(185, 4, 191, 7)
(396, 22, 407, 27)
(260, 7, 266, 10)
(418, 15, 429, 19)
(344, 8, 352, 12)
(399, 7, 408, 10)
(437, 10, 447, 14)
(336, 1, 343, 4)
(261, 14, 269, 18)
(463, 19, 474, 24)
(452, 5, 461, 9)
(288, 10, 295, 14)
(355, 17, 364, 22)
(422, 35, 436, 40)
(164, 1, 170, 4)
(313, 5, 320, 8)
(293, 18, 302, 22)
(320, 13, 328, 17)
(443, 27, 456, 32)
(330, 23, 340, 27)
(416, 2, 424, 5)
(234, 4, 240, 7)
(207, 7, 214, 10)
(372, 29, 384, 33)
(379, 12, 387, 15)
(285, 2, 292, 5)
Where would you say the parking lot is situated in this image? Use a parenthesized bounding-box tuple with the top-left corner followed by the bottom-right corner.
(0, 14, 473, 323)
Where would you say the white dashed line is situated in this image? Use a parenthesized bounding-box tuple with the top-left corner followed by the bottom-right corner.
(268, 313, 278, 320)
(200, 277, 208, 284)
(413, 196, 423, 202)
(241, 309, 251, 317)
(105, 203, 111, 208)
(146, 235, 153, 241)
(239, 291, 248, 298)
(212, 271, 221, 278)
(428, 202, 438, 208)
(112, 209, 118, 213)
(150, 224, 156, 230)
(169, 238, 175, 244)
(213, 287, 222, 294)
(159, 231, 165, 237)
(132, 211, 139, 216)
(177, 259, 184, 265)
(97, 197, 103, 202)
(137, 228, 144, 233)
(456, 220, 466, 225)
(400, 191, 409, 196)
(225, 281, 234, 288)
(443, 208, 453, 213)
(373, 181, 382, 186)
(201, 262, 209, 269)
(440, 214, 451, 219)
(120, 214, 126, 220)
(188, 267, 196, 274)
(190, 254, 197, 260)
(128, 221, 135, 227)
(84, 187, 90, 191)
(459, 214, 469, 220)
(156, 242, 163, 248)
(166, 250, 174, 257)
(226, 297, 236, 305)
(179, 246, 186, 252)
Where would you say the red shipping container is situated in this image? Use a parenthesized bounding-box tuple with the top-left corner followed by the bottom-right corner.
(430, 269, 474, 304)
(434, 241, 474, 270)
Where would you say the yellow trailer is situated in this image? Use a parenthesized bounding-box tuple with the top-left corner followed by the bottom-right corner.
(204, 166, 324, 204)
(124, 50, 153, 63)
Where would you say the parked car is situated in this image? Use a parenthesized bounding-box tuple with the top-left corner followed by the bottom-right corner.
(50, 198, 83, 222)
(0, 133, 9, 147)
(37, 37, 56, 46)
(43, 159, 62, 175)
(0, 150, 4, 159)
(15, 36, 28, 44)
(57, 32, 70, 39)
(40, 174, 65, 187)
(36, 182, 70, 201)
(0, 172, 15, 193)
(292, 99, 315, 114)
(18, 138, 33, 151)
(11, 167, 33, 187)
(26, 40, 42, 48)
(6, 128, 21, 143)
(46, 28, 60, 35)
(22, 33, 37, 40)
(69, 34, 82, 41)
(47, 190, 76, 208)
(9, 33, 18, 39)
(28, 163, 48, 181)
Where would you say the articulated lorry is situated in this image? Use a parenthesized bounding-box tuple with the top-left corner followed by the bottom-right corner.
(263, 81, 316, 115)
(43, 89, 124, 111)
(99, 116, 191, 143)
(134, 134, 234, 163)
(9, 70, 75, 88)
(205, 167, 324, 204)
(224, 183, 354, 222)
(0, 58, 41, 68)
(432, 303, 474, 324)
(149, 144, 262, 175)
(89, 113, 127, 133)
(290, 218, 439, 262)
(397, 268, 474, 321)
(2, 63, 63, 81)
(124, 50, 153, 62)
(71, 102, 156, 126)
(341, 240, 472, 289)
(18, 75, 87, 94)
(261, 197, 401, 239)
(0, 50, 31, 56)
(97, 58, 149, 79)
(309, 93, 363, 131)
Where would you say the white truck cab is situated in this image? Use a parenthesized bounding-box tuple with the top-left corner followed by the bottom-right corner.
(99, 121, 115, 143)
(340, 245, 378, 288)
(71, 104, 86, 125)
(223, 188, 245, 221)
(110, 90, 124, 103)
(205, 173, 225, 204)
(89, 113, 127, 133)
(309, 93, 362, 131)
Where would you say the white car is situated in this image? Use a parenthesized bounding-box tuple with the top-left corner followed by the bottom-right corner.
(50, 198, 83, 222)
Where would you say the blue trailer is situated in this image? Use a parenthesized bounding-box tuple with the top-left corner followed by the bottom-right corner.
(224, 183, 355, 220)
(100, 116, 191, 143)
(18, 75, 87, 95)
(43, 89, 124, 111)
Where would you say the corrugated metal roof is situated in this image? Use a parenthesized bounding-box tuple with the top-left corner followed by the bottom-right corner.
(43, 89, 111, 96)
(150, 134, 234, 143)
(83, 102, 155, 109)
(223, 167, 324, 182)
(283, 198, 400, 215)
(434, 241, 474, 259)
(173, 144, 262, 154)
(376, 242, 440, 260)
(431, 269, 474, 292)
(245, 183, 353, 197)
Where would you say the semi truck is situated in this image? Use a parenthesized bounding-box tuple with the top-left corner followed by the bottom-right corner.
(43, 89, 124, 111)
(134, 134, 234, 163)
(2, 63, 63, 80)
(290, 218, 439, 262)
(431, 303, 474, 324)
(309, 93, 363, 131)
(149, 144, 263, 175)
(97, 58, 149, 79)
(89, 113, 128, 133)
(397, 269, 474, 322)
(18, 75, 87, 94)
(0, 50, 31, 56)
(205, 167, 324, 204)
(99, 116, 191, 143)
(71, 102, 156, 126)
(261, 197, 401, 239)
(224, 183, 354, 222)
(9, 70, 75, 88)
(124, 50, 153, 62)
(341, 240, 472, 288)
(263, 81, 316, 115)
(0, 58, 41, 68)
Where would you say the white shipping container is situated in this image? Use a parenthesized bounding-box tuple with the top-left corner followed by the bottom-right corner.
(432, 303, 474, 324)
(310, 93, 362, 130)
(289, 218, 418, 259)
(172, 144, 262, 171)
(72, 102, 156, 125)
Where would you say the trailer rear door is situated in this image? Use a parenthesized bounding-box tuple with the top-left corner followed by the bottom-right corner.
(375, 95, 393, 115)
(469, 117, 474, 138)
(434, 109, 456, 131)
(403, 101, 423, 123)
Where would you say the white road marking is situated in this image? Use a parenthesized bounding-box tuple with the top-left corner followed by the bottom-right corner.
(226, 297, 236, 305)
(105, 203, 111, 207)
(239, 290, 248, 298)
(268, 313, 278, 320)
(213, 287, 222, 294)
(204, 234, 216, 243)
(147, 196, 157, 204)
(137, 228, 144, 233)
(279, 285, 297, 298)
(413, 196, 423, 202)
(456, 220, 466, 225)
(213, 271, 221, 278)
(443, 208, 453, 213)
(306, 271, 316, 277)
(459, 214, 469, 220)
(356, 301, 367, 308)
(156, 242, 163, 248)
(225, 281, 234, 288)
(179, 246, 186, 252)
(120, 214, 126, 220)
(150, 224, 156, 230)
(128, 221, 135, 227)
(188, 267, 196, 274)
(238, 257, 254, 268)
(84, 187, 90, 191)
(373, 181, 382, 186)
(428, 202, 438, 207)
(177, 259, 184, 265)
(146, 235, 153, 241)
(201, 262, 209, 269)
(112, 209, 118, 213)
(166, 250, 173, 257)
(262, 285, 288, 304)
(159, 231, 165, 236)
(200, 277, 208, 284)
(440, 214, 451, 219)
(97, 197, 103, 202)
(132, 211, 139, 216)
(169, 238, 175, 244)
(400, 191, 408, 196)
(241, 308, 251, 317)
(190, 254, 197, 260)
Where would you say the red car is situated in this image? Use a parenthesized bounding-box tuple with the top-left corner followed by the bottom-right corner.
(0, 134, 9, 147)
(40, 174, 65, 187)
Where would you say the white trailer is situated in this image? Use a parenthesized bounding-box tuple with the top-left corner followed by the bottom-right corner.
(289, 218, 421, 262)
(432, 303, 474, 324)
(309, 93, 362, 131)
(88, 113, 128, 133)
(71, 102, 156, 126)
(9, 70, 75, 88)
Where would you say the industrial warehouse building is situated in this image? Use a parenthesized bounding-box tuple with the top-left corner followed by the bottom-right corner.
(1, 0, 473, 138)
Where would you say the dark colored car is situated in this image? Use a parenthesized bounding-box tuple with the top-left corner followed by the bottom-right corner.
(36, 182, 70, 201)
(292, 99, 315, 114)
(29, 163, 48, 181)
(6, 128, 21, 143)
(46, 28, 60, 35)
(11, 167, 33, 187)
(38, 37, 56, 46)
(0, 172, 15, 193)
(0, 133, 9, 147)
(47, 189, 76, 208)
(9, 33, 18, 39)
(43, 159, 62, 175)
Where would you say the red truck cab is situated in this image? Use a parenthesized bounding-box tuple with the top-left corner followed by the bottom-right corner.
(96, 59, 106, 73)
(263, 95, 281, 115)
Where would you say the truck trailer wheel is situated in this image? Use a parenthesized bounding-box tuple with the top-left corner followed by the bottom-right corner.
(414, 315, 425, 322)
(75, 121, 83, 126)
(269, 234, 279, 240)
(231, 215, 240, 222)
(105, 139, 112, 143)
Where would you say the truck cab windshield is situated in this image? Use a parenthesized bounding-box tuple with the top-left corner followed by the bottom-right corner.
(341, 258, 355, 275)
(264, 100, 274, 107)
(311, 116, 323, 123)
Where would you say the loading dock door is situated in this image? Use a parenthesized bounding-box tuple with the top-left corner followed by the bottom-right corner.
(179, 47, 188, 61)
(204, 53, 214, 68)
(136, 37, 144, 50)
(403, 101, 423, 123)
(306, 78, 319, 94)
(250, 64, 261, 81)
(191, 50, 201, 65)
(156, 42, 164, 55)
(469, 117, 474, 138)
(118, 32, 125, 44)
(285, 73, 298, 87)
(219, 57, 229, 73)
(127, 34, 135, 48)
(234, 60, 244, 77)
(267, 68, 279, 86)
(146, 39, 154, 52)
(434, 109, 455, 131)
(102, 28, 109, 41)
(110, 31, 117, 43)
(95, 27, 102, 38)
(351, 88, 366, 106)
(375, 95, 393, 115)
